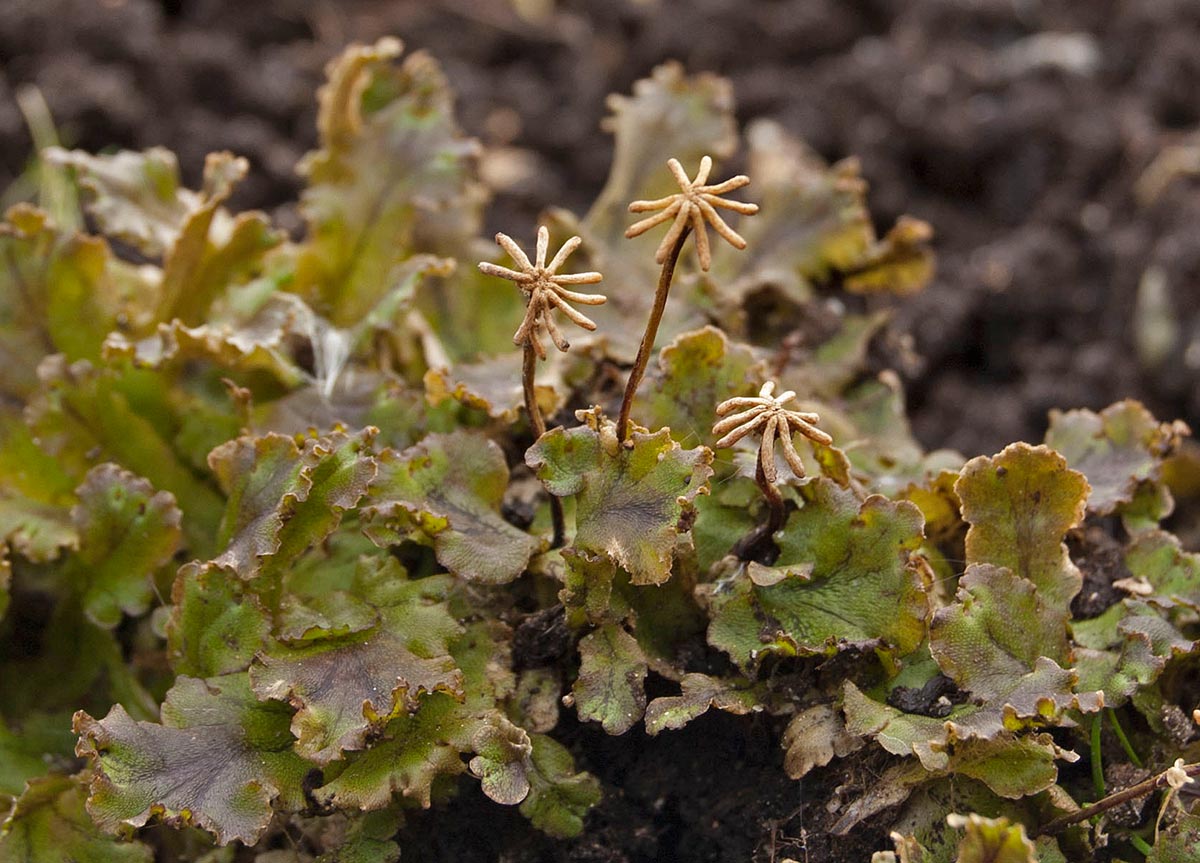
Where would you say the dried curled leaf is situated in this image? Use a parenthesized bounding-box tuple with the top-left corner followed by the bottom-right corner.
(1045, 400, 1187, 516)
(361, 431, 539, 584)
(781, 702, 863, 779)
(296, 38, 484, 326)
(572, 623, 648, 735)
(704, 479, 928, 665)
(527, 412, 713, 585)
(70, 464, 182, 628)
(956, 443, 1089, 612)
(102, 292, 316, 386)
(843, 216, 935, 298)
(871, 824, 931, 861)
(51, 148, 280, 326)
(74, 673, 308, 845)
(153, 155, 280, 326)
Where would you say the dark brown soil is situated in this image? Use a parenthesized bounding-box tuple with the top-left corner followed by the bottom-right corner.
(391, 710, 892, 863)
(3, 1, 1200, 859)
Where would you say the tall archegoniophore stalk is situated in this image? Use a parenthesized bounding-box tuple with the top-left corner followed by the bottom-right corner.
(616, 225, 691, 442)
(521, 340, 564, 546)
(479, 225, 606, 549)
(616, 155, 759, 442)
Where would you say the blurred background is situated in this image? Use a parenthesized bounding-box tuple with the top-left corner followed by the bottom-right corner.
(1, 0, 1199, 457)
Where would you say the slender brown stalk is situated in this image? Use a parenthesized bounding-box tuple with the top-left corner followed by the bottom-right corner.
(1036, 761, 1200, 837)
(480, 226, 603, 550)
(523, 341, 564, 548)
(616, 225, 691, 442)
(731, 459, 786, 562)
(522, 341, 546, 439)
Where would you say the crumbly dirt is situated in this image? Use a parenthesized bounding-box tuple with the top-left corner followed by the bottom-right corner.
(4, 1, 1200, 859)
(1069, 521, 1133, 619)
(391, 711, 892, 863)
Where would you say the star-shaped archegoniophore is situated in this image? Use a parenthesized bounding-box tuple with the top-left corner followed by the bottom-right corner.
(625, 155, 759, 271)
(712, 381, 833, 483)
(479, 226, 606, 359)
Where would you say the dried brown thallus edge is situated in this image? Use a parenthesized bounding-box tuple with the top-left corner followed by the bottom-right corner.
(712, 382, 833, 561)
(617, 155, 759, 442)
(478, 225, 607, 548)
